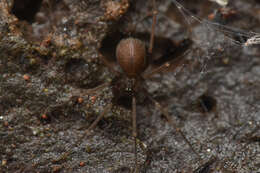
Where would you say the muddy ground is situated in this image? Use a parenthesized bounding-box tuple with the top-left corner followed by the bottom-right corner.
(0, 0, 259, 172)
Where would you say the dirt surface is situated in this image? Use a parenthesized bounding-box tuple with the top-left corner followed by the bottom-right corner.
(0, 0, 259, 172)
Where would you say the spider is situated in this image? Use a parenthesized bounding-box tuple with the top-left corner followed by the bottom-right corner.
(60, 0, 200, 171)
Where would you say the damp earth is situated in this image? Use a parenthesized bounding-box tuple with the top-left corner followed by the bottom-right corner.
(0, 0, 259, 172)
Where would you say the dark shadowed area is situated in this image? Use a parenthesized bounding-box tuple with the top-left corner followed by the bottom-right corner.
(0, 0, 259, 172)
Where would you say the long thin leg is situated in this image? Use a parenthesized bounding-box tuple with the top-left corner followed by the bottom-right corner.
(143, 49, 191, 79)
(53, 103, 112, 163)
(98, 52, 121, 76)
(71, 82, 110, 97)
(85, 103, 112, 134)
(83, 82, 110, 95)
(130, 0, 157, 39)
(148, 0, 157, 54)
(132, 94, 138, 171)
(143, 89, 201, 159)
(131, 12, 153, 34)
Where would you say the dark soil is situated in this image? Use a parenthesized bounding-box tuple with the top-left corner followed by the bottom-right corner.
(0, 0, 259, 172)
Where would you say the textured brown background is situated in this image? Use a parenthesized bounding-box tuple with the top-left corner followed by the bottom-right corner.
(0, 0, 259, 172)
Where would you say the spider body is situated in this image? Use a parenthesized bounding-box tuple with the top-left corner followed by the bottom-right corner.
(60, 0, 200, 171)
(116, 37, 147, 78)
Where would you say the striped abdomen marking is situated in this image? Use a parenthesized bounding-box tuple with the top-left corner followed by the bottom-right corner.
(116, 38, 147, 78)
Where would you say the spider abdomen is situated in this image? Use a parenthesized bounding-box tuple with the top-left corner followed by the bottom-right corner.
(116, 38, 147, 78)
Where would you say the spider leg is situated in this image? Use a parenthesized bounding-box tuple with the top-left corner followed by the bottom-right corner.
(85, 103, 112, 134)
(132, 94, 138, 172)
(143, 88, 201, 160)
(131, 12, 153, 34)
(53, 103, 112, 163)
(143, 48, 191, 79)
(98, 52, 121, 76)
(129, 0, 157, 39)
(148, 0, 157, 54)
(82, 82, 110, 95)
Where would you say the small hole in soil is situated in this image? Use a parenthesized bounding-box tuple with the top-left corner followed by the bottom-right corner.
(11, 0, 43, 23)
(99, 30, 192, 72)
(114, 94, 132, 109)
(198, 94, 217, 113)
(99, 31, 125, 63)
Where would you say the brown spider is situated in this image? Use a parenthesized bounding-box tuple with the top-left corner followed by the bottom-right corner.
(61, 0, 200, 171)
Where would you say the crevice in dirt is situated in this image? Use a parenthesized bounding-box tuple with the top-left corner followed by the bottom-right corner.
(11, 0, 43, 23)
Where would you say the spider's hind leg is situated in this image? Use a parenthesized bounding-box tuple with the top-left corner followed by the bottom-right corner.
(143, 88, 202, 160)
